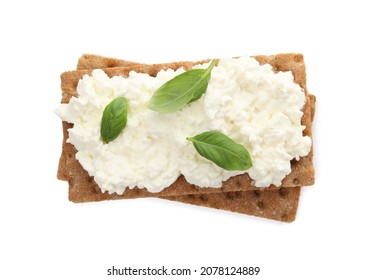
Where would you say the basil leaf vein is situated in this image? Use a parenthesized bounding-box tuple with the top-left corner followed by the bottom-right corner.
(100, 97, 128, 144)
(149, 60, 216, 113)
(187, 131, 252, 171)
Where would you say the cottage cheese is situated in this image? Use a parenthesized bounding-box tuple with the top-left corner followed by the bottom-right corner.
(56, 56, 311, 194)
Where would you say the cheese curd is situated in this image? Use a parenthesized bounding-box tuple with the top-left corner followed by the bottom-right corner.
(56, 57, 311, 194)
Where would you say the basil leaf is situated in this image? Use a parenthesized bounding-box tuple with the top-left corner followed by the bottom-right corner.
(100, 97, 128, 144)
(187, 131, 252, 171)
(149, 60, 216, 113)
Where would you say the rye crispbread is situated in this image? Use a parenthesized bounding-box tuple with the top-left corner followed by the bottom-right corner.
(57, 54, 315, 221)
(74, 54, 315, 222)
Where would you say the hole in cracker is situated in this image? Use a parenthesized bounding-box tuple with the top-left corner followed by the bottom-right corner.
(257, 201, 264, 208)
(236, 178, 242, 187)
(87, 176, 94, 183)
(279, 187, 289, 197)
(292, 178, 299, 185)
(254, 190, 261, 197)
(290, 158, 298, 165)
(107, 61, 117, 68)
(273, 64, 280, 72)
(235, 191, 242, 198)
(200, 194, 209, 202)
(281, 214, 288, 221)
(226, 192, 236, 200)
(65, 153, 74, 160)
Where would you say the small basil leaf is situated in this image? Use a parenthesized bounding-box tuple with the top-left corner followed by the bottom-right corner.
(149, 60, 216, 113)
(187, 131, 252, 171)
(100, 97, 128, 144)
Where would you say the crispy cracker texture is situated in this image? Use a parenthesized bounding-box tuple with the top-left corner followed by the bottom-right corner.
(165, 187, 301, 222)
(57, 53, 315, 222)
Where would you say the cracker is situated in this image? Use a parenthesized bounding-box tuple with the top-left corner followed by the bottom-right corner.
(74, 56, 314, 222)
(165, 187, 301, 222)
(58, 54, 314, 206)
(61, 55, 315, 222)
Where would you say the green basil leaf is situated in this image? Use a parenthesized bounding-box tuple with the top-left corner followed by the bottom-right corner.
(149, 60, 216, 113)
(100, 97, 128, 144)
(187, 131, 252, 171)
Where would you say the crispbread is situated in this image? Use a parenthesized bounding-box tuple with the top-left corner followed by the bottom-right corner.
(68, 56, 312, 222)
(165, 187, 301, 222)
(58, 55, 315, 222)
(58, 54, 314, 204)
(71, 54, 316, 222)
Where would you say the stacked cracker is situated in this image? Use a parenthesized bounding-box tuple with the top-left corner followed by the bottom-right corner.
(57, 53, 315, 222)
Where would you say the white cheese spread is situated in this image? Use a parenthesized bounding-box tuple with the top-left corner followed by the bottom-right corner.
(56, 56, 311, 194)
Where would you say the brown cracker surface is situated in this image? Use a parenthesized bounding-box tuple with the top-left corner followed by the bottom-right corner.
(165, 187, 301, 222)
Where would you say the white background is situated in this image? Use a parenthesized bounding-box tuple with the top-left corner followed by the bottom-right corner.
(1, 0, 366, 279)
